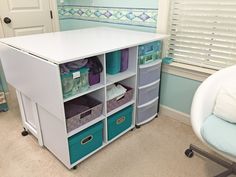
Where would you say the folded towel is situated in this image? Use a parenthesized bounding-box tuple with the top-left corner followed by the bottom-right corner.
(107, 84, 127, 101)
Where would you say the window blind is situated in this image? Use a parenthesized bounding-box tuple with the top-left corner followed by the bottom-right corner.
(168, 0, 236, 70)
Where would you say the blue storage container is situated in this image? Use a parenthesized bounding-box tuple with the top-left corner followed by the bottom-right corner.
(68, 122, 103, 164)
(106, 51, 121, 75)
(138, 41, 162, 65)
(107, 106, 133, 141)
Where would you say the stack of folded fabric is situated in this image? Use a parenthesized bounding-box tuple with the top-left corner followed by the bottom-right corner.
(107, 84, 127, 101)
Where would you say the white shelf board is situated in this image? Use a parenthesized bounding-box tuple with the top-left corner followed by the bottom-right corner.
(64, 83, 105, 102)
(0, 27, 168, 64)
(106, 71, 136, 86)
(107, 100, 135, 117)
(67, 115, 106, 138)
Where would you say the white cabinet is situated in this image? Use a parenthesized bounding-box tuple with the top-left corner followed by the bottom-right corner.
(0, 27, 167, 169)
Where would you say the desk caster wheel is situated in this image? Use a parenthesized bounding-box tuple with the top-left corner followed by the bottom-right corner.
(72, 165, 77, 170)
(185, 149, 194, 158)
(2, 108, 8, 112)
(21, 129, 29, 136)
(135, 125, 141, 129)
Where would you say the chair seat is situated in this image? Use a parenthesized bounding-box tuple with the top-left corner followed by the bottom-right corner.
(201, 115, 236, 157)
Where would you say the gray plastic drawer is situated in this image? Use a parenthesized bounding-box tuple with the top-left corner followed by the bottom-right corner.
(138, 80, 160, 106)
(136, 97, 158, 124)
(138, 60, 161, 87)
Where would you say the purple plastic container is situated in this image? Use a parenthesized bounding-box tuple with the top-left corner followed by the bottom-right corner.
(120, 48, 129, 72)
(89, 72, 100, 86)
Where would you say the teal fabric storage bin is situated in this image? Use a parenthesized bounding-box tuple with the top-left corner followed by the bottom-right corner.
(107, 106, 133, 141)
(106, 51, 121, 75)
(0, 74, 8, 112)
(60, 67, 89, 99)
(68, 122, 103, 164)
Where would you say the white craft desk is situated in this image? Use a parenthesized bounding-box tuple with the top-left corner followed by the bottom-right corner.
(0, 27, 167, 169)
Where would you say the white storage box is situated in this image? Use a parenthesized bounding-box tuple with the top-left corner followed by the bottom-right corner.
(138, 80, 160, 106)
(138, 60, 161, 87)
(137, 97, 158, 123)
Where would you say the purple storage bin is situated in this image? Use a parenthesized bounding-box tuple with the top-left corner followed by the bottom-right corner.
(120, 49, 129, 72)
(65, 95, 103, 133)
(107, 84, 134, 113)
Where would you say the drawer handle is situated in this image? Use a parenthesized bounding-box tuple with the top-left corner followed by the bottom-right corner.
(139, 79, 160, 90)
(81, 135, 93, 145)
(147, 66, 160, 72)
(139, 60, 161, 69)
(80, 110, 92, 119)
(138, 97, 159, 108)
(116, 116, 126, 125)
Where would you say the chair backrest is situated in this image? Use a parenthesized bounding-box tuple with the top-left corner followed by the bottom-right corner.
(191, 65, 236, 141)
(191, 65, 236, 162)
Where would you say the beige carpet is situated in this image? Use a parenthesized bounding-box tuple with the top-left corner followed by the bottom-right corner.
(0, 90, 234, 177)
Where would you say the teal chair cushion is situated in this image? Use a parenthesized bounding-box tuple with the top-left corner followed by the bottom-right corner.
(201, 115, 236, 157)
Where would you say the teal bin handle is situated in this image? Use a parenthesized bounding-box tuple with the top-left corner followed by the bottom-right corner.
(116, 116, 126, 125)
(81, 135, 93, 145)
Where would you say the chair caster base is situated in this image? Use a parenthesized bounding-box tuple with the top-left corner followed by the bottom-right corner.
(185, 148, 194, 158)
(21, 129, 29, 136)
(185, 144, 236, 177)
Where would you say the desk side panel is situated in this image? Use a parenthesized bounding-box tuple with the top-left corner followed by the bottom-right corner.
(0, 43, 65, 119)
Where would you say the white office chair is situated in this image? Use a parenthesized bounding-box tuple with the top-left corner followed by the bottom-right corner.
(185, 65, 236, 177)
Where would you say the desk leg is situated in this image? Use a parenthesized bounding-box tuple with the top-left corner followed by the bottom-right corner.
(31, 101, 43, 147)
(16, 90, 28, 130)
(16, 90, 44, 146)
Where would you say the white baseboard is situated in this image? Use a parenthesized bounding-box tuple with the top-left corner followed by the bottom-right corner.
(159, 105, 191, 125)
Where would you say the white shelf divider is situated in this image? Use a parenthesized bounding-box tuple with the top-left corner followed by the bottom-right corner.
(107, 100, 135, 117)
(106, 71, 136, 86)
(63, 83, 105, 102)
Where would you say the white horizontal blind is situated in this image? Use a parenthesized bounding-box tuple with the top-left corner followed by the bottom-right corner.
(168, 0, 236, 70)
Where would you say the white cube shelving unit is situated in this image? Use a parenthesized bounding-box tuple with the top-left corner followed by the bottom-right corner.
(0, 27, 167, 169)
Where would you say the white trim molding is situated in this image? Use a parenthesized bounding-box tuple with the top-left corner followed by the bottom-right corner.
(49, 0, 60, 32)
(162, 62, 217, 82)
(159, 104, 191, 126)
(156, 0, 171, 34)
(0, 20, 4, 38)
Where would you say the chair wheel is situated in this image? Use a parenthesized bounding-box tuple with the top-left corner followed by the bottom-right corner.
(185, 149, 194, 158)
(21, 130, 29, 136)
(72, 165, 77, 170)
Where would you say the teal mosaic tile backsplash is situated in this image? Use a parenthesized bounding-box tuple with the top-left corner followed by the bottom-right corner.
(58, 5, 158, 29)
